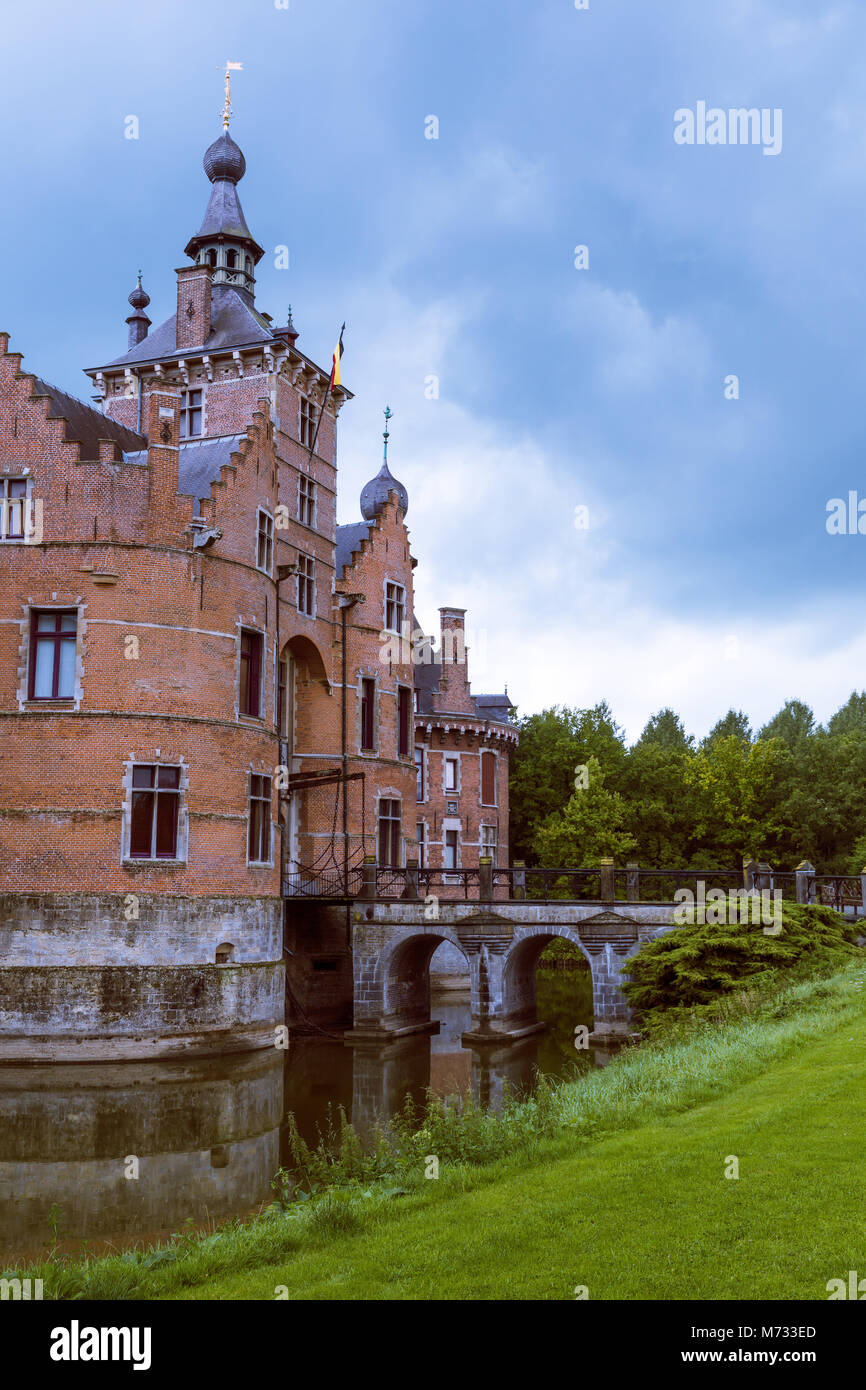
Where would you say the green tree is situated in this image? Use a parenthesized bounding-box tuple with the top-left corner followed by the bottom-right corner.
(757, 699, 814, 750)
(702, 709, 752, 748)
(683, 735, 794, 864)
(637, 708, 694, 751)
(827, 691, 866, 737)
(509, 704, 627, 861)
(532, 756, 636, 867)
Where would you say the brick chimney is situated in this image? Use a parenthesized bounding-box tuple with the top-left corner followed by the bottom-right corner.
(146, 390, 182, 542)
(176, 263, 213, 351)
(438, 607, 474, 712)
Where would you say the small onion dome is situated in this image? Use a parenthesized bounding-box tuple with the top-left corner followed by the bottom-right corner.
(128, 274, 150, 310)
(203, 132, 246, 184)
(360, 461, 408, 521)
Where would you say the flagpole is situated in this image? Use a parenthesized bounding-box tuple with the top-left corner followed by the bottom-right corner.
(307, 322, 344, 463)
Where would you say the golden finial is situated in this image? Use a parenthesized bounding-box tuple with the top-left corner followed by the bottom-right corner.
(220, 61, 243, 131)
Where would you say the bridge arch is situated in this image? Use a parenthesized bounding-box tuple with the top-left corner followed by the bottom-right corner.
(379, 930, 470, 1033)
(501, 928, 591, 1031)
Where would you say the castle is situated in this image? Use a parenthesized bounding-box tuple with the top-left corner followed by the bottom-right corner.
(0, 115, 516, 1059)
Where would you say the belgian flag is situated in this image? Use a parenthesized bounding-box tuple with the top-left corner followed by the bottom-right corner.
(330, 323, 345, 391)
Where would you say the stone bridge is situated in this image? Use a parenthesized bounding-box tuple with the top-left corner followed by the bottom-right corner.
(344, 899, 678, 1045)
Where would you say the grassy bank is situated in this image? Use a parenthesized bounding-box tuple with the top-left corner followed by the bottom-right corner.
(8, 959, 866, 1300)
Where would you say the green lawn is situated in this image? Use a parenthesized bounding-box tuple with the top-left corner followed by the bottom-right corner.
(170, 986, 866, 1300)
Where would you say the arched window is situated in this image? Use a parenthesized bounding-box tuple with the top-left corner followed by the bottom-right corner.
(226, 249, 237, 269)
(206, 248, 217, 267)
(245, 256, 252, 273)
(215, 942, 234, 964)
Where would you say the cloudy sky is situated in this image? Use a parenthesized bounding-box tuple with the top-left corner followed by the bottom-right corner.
(3, 0, 866, 741)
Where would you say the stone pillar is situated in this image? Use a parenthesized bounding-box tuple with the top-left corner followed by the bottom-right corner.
(588, 945, 633, 1039)
(401, 858, 420, 901)
(757, 861, 773, 893)
(795, 859, 814, 906)
(479, 855, 493, 900)
(600, 856, 615, 902)
(743, 858, 758, 892)
(626, 860, 640, 903)
(511, 859, 526, 900)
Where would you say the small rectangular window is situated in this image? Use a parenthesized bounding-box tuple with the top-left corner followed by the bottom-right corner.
(398, 686, 411, 757)
(180, 389, 203, 439)
(360, 678, 375, 751)
(444, 756, 458, 793)
(248, 773, 272, 864)
(378, 798, 401, 867)
(256, 509, 274, 574)
(385, 582, 405, 634)
(298, 474, 316, 527)
(240, 629, 263, 717)
(129, 764, 181, 859)
(444, 828, 459, 871)
(481, 750, 496, 806)
(29, 610, 77, 700)
(297, 554, 315, 616)
(1, 478, 28, 541)
(416, 821, 426, 869)
(481, 825, 498, 866)
(414, 746, 425, 802)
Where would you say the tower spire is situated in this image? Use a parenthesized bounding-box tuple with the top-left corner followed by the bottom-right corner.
(221, 61, 243, 132)
(383, 405, 393, 464)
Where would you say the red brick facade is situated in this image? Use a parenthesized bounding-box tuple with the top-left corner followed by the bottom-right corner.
(0, 122, 516, 1050)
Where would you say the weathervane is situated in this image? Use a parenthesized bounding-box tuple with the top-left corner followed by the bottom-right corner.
(220, 61, 243, 131)
(383, 405, 393, 464)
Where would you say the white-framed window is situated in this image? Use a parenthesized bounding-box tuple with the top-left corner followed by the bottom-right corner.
(444, 827, 459, 872)
(299, 396, 317, 449)
(126, 763, 184, 862)
(384, 581, 405, 634)
(180, 388, 203, 438)
(416, 821, 427, 868)
(413, 688, 421, 713)
(414, 746, 425, 802)
(480, 749, 497, 806)
(256, 508, 274, 574)
(377, 798, 402, 868)
(444, 755, 459, 793)
(1, 477, 29, 541)
(481, 824, 498, 866)
(297, 554, 315, 616)
(298, 474, 316, 527)
(248, 772, 273, 865)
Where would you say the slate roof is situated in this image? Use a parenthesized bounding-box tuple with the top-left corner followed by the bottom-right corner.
(122, 434, 244, 507)
(99, 286, 276, 369)
(335, 521, 373, 579)
(31, 379, 146, 459)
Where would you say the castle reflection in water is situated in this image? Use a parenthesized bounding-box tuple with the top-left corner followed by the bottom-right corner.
(0, 990, 615, 1261)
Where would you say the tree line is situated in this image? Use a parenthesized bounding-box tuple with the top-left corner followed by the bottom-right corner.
(509, 695, 866, 874)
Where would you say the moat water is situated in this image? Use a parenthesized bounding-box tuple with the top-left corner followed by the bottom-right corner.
(0, 971, 613, 1262)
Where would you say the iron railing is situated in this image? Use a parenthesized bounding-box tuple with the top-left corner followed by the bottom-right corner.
(283, 861, 866, 918)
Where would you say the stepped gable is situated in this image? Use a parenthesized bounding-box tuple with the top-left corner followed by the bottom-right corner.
(30, 378, 146, 459)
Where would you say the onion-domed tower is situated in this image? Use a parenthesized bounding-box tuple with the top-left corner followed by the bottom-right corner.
(183, 130, 264, 301)
(125, 273, 151, 349)
(360, 406, 409, 520)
